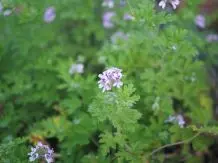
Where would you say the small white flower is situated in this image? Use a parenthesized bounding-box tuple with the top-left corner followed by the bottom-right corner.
(195, 14, 206, 29)
(45, 149, 54, 163)
(176, 115, 185, 128)
(98, 67, 123, 92)
(3, 9, 12, 16)
(184, 73, 197, 82)
(170, 0, 180, 9)
(172, 45, 177, 50)
(102, 0, 114, 8)
(29, 153, 39, 162)
(159, 0, 167, 9)
(69, 63, 84, 75)
(37, 142, 43, 147)
(165, 114, 185, 128)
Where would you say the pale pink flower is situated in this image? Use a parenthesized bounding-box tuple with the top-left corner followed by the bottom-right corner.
(98, 67, 123, 92)
(28, 142, 54, 163)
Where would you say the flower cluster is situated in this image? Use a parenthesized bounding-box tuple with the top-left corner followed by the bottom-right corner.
(69, 63, 84, 75)
(44, 7, 56, 23)
(165, 114, 185, 128)
(102, 0, 134, 29)
(98, 67, 123, 92)
(159, 0, 180, 10)
(28, 142, 54, 163)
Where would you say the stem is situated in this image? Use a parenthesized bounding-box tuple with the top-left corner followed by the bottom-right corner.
(146, 132, 201, 158)
(126, 0, 135, 16)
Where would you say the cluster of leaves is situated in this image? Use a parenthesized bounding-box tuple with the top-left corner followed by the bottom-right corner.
(0, 0, 218, 162)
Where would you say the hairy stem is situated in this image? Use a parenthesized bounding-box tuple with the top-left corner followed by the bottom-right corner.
(146, 132, 201, 158)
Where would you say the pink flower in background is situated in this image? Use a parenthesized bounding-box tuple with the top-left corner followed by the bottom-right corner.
(206, 34, 218, 43)
(44, 7, 56, 23)
(195, 14, 206, 29)
(98, 67, 123, 92)
(102, 11, 116, 28)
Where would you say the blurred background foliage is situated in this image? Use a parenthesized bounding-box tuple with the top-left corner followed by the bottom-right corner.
(0, 0, 218, 162)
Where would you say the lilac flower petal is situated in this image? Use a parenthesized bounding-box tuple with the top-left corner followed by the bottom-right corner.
(195, 14, 206, 29)
(44, 7, 56, 23)
(102, 11, 116, 28)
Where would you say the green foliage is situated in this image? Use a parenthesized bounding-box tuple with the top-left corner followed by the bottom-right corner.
(0, 137, 28, 162)
(0, 0, 218, 162)
(89, 84, 141, 132)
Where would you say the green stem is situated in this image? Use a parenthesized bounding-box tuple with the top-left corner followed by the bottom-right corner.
(146, 132, 201, 158)
(126, 0, 135, 16)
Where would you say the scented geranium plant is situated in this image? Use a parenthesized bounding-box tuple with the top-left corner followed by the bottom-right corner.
(0, 0, 218, 163)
